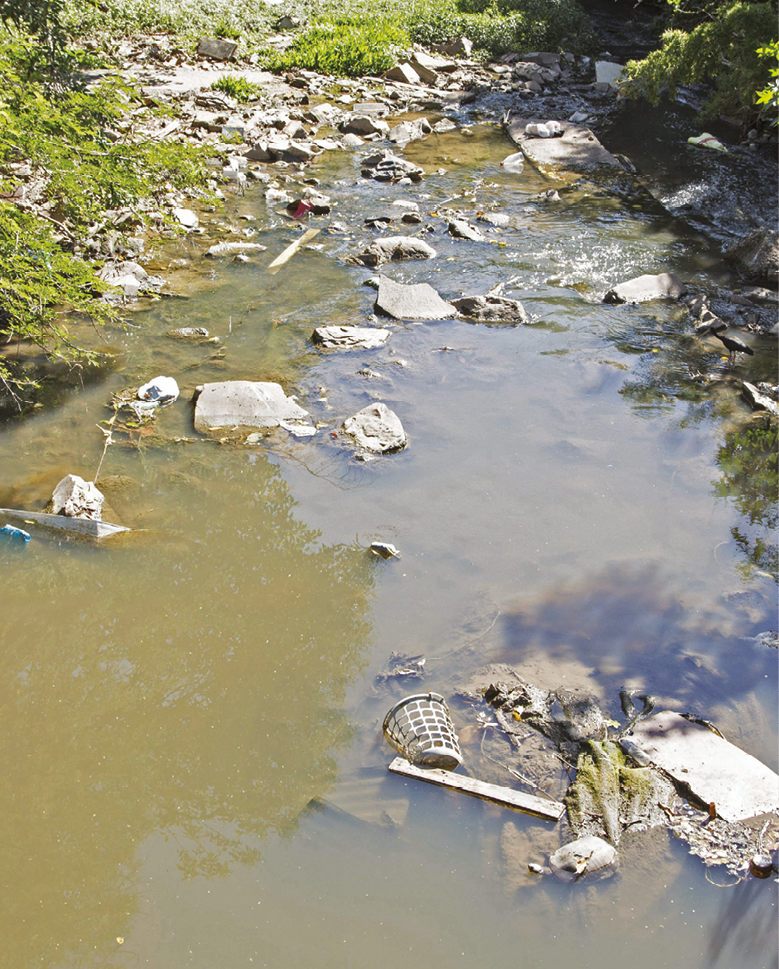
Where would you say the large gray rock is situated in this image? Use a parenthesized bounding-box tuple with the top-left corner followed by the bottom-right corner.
(725, 228, 779, 286)
(194, 381, 311, 434)
(604, 273, 687, 304)
(448, 219, 485, 242)
(389, 119, 430, 147)
(742, 381, 779, 416)
(549, 837, 617, 883)
(340, 115, 389, 137)
(452, 294, 530, 324)
(312, 325, 390, 349)
(51, 474, 104, 521)
(342, 402, 407, 453)
(507, 117, 622, 171)
(349, 236, 437, 269)
(375, 275, 456, 320)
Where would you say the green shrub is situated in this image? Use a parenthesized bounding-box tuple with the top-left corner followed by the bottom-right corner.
(623, 1, 778, 121)
(210, 73, 261, 100)
(262, 20, 409, 76)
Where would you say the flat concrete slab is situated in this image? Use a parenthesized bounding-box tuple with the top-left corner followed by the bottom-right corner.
(507, 117, 622, 171)
(630, 711, 779, 823)
(194, 381, 310, 434)
(375, 275, 455, 320)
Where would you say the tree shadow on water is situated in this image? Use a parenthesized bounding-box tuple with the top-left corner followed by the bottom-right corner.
(500, 563, 777, 721)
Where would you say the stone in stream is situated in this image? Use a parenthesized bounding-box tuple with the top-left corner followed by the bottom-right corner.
(725, 228, 779, 286)
(50, 475, 105, 521)
(604, 273, 687, 304)
(452, 294, 530, 324)
(375, 275, 456, 321)
(448, 219, 485, 242)
(548, 837, 617, 883)
(389, 118, 431, 147)
(507, 117, 622, 171)
(167, 327, 211, 340)
(742, 381, 779, 416)
(349, 236, 437, 269)
(340, 115, 389, 138)
(312, 326, 390, 350)
(383, 63, 421, 85)
(360, 149, 424, 183)
(194, 381, 312, 435)
(342, 402, 407, 453)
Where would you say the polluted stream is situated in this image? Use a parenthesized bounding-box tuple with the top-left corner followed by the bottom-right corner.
(0, 120, 777, 969)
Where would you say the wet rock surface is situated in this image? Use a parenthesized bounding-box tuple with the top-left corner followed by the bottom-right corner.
(453, 294, 530, 324)
(374, 275, 456, 321)
(312, 325, 390, 350)
(349, 236, 437, 269)
(194, 381, 311, 435)
(342, 402, 407, 453)
(604, 272, 687, 304)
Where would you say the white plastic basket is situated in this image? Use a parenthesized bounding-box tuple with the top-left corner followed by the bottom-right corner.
(382, 692, 462, 771)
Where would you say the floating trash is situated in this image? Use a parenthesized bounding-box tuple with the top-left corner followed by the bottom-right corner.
(383, 692, 462, 770)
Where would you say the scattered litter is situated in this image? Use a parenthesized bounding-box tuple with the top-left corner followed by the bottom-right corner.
(376, 652, 425, 681)
(749, 853, 775, 878)
(267, 227, 321, 274)
(370, 541, 400, 559)
(524, 121, 563, 138)
(688, 132, 728, 152)
(384, 692, 462, 770)
(388, 756, 565, 819)
(138, 375, 179, 404)
(500, 152, 525, 173)
(0, 523, 31, 545)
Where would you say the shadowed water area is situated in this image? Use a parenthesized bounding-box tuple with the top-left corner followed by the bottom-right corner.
(0, 121, 776, 969)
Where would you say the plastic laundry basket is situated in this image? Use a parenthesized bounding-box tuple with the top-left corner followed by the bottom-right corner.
(382, 692, 462, 771)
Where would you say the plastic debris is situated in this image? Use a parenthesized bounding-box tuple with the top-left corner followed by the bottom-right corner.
(524, 121, 563, 138)
(370, 541, 400, 559)
(0, 523, 31, 544)
(501, 152, 525, 173)
(687, 133, 728, 152)
(383, 692, 462, 770)
(138, 376, 179, 404)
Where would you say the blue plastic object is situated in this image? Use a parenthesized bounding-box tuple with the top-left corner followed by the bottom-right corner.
(0, 523, 31, 544)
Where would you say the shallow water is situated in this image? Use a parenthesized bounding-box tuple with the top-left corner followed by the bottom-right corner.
(1, 122, 776, 969)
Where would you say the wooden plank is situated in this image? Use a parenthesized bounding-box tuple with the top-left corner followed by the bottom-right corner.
(388, 757, 564, 821)
(267, 227, 320, 274)
(0, 508, 129, 540)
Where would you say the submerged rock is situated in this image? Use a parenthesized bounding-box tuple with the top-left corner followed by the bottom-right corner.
(549, 836, 617, 882)
(194, 381, 311, 435)
(453, 294, 530, 324)
(312, 325, 390, 350)
(448, 219, 485, 242)
(604, 273, 687, 304)
(375, 275, 456, 320)
(342, 402, 407, 453)
(349, 236, 437, 269)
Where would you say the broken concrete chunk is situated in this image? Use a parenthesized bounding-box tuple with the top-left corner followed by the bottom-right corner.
(452, 294, 530, 324)
(342, 402, 406, 453)
(549, 836, 617, 882)
(389, 119, 430, 147)
(312, 325, 390, 350)
(595, 61, 625, 88)
(448, 219, 485, 242)
(375, 275, 456, 321)
(173, 207, 199, 229)
(197, 37, 238, 61)
(604, 273, 687, 304)
(51, 475, 104, 521)
(440, 36, 473, 57)
(350, 236, 437, 269)
(194, 381, 311, 434)
(629, 711, 779, 822)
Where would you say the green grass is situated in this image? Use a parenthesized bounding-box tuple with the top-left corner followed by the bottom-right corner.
(210, 74, 262, 100)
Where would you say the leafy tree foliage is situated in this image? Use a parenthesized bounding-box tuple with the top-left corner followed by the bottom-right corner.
(623, 0, 778, 122)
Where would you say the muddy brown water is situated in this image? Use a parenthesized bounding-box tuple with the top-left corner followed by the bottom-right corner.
(1, 123, 776, 969)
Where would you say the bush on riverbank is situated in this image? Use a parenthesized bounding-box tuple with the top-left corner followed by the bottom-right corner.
(0, 29, 211, 407)
(623, 0, 778, 124)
